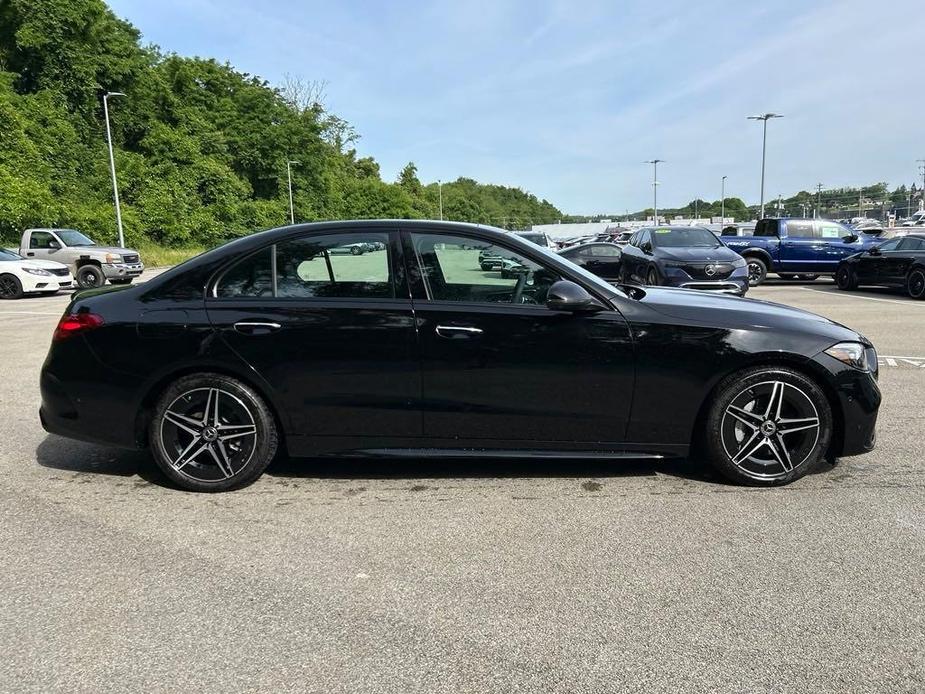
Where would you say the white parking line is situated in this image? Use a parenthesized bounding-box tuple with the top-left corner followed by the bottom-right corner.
(800, 287, 923, 307)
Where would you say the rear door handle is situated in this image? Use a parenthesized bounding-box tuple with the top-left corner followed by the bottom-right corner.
(233, 321, 281, 335)
(435, 325, 483, 338)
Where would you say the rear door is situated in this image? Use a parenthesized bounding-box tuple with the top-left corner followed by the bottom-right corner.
(205, 228, 421, 449)
(403, 229, 634, 445)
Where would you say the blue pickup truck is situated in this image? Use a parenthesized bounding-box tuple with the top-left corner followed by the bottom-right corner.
(723, 217, 880, 286)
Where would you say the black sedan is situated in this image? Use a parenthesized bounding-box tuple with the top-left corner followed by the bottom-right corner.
(557, 242, 622, 281)
(40, 221, 880, 492)
(620, 226, 749, 295)
(836, 233, 925, 299)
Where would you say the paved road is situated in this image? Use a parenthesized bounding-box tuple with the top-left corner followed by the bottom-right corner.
(1, 274, 923, 693)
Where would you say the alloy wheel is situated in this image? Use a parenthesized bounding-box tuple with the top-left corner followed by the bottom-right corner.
(0, 275, 21, 299)
(159, 387, 258, 483)
(746, 260, 766, 286)
(908, 269, 925, 299)
(720, 380, 821, 480)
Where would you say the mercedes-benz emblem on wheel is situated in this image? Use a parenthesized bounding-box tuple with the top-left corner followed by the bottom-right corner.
(704, 264, 717, 277)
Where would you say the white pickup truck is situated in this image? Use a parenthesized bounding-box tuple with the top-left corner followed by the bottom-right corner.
(19, 228, 144, 289)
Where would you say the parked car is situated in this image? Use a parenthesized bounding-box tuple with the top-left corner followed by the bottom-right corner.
(835, 233, 925, 299)
(619, 226, 749, 295)
(0, 248, 75, 299)
(721, 218, 880, 286)
(478, 249, 504, 270)
(514, 231, 555, 249)
(900, 210, 925, 227)
(499, 257, 529, 278)
(557, 242, 622, 281)
(719, 224, 756, 238)
(852, 219, 884, 235)
(20, 228, 143, 289)
(40, 220, 880, 492)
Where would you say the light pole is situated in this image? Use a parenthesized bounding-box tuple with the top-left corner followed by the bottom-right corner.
(437, 179, 443, 220)
(103, 91, 126, 248)
(747, 113, 783, 219)
(815, 183, 823, 219)
(644, 159, 664, 222)
(286, 160, 299, 224)
(917, 160, 925, 211)
(721, 175, 727, 224)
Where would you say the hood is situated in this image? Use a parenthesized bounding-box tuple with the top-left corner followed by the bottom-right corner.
(84, 246, 140, 256)
(22, 258, 70, 271)
(635, 286, 865, 345)
(654, 246, 741, 263)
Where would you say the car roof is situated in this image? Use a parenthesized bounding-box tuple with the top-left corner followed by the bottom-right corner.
(559, 241, 620, 251)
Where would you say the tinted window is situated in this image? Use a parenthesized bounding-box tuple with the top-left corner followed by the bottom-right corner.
(216, 247, 274, 298)
(785, 220, 815, 238)
(897, 237, 924, 251)
(29, 231, 57, 249)
(410, 233, 560, 305)
(517, 232, 548, 246)
(276, 233, 392, 299)
(637, 230, 651, 248)
(651, 227, 720, 248)
(754, 220, 778, 237)
(876, 238, 902, 252)
(588, 244, 620, 256)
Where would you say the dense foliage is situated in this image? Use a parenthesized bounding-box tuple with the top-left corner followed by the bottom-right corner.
(0, 0, 562, 248)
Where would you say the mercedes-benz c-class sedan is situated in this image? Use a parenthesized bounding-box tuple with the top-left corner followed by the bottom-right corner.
(40, 221, 881, 492)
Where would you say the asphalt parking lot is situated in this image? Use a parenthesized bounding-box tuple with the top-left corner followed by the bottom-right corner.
(1, 273, 923, 693)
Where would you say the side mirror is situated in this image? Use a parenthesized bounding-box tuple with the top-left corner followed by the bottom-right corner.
(842, 234, 858, 243)
(546, 280, 602, 313)
(868, 246, 881, 256)
(641, 242, 653, 254)
(48, 240, 61, 249)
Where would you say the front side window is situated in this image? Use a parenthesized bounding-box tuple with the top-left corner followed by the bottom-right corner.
(410, 233, 560, 305)
(876, 238, 902, 252)
(30, 232, 57, 249)
(215, 232, 392, 299)
(818, 222, 847, 239)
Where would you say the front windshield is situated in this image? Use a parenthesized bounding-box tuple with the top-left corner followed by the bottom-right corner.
(56, 229, 96, 247)
(651, 227, 720, 248)
(0, 249, 22, 261)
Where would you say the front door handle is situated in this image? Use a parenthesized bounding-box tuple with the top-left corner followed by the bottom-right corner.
(233, 321, 281, 335)
(26, 252, 34, 257)
(435, 325, 483, 339)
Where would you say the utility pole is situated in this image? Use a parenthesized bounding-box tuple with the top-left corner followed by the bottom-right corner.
(777, 194, 782, 217)
(644, 160, 664, 222)
(747, 113, 783, 219)
(918, 160, 925, 210)
(858, 188, 863, 219)
(286, 160, 300, 224)
(815, 183, 823, 219)
(437, 179, 443, 220)
(720, 176, 727, 224)
(103, 91, 126, 248)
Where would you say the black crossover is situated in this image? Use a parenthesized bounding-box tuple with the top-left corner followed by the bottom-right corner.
(835, 233, 925, 299)
(620, 226, 749, 295)
(40, 221, 881, 491)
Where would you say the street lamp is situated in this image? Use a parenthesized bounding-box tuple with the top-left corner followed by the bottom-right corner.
(437, 179, 443, 221)
(721, 175, 727, 225)
(747, 113, 783, 219)
(103, 91, 126, 248)
(286, 160, 300, 224)
(644, 160, 664, 222)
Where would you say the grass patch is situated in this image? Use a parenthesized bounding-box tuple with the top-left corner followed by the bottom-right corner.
(135, 242, 206, 268)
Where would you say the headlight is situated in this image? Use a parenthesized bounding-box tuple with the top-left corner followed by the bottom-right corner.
(732, 257, 747, 268)
(106, 253, 123, 264)
(824, 342, 869, 371)
(23, 267, 51, 276)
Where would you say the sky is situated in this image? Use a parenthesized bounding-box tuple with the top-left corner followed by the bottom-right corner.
(107, 0, 924, 215)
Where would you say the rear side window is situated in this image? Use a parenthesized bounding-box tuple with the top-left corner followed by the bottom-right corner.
(589, 245, 620, 256)
(214, 232, 393, 299)
(898, 237, 925, 251)
(785, 220, 815, 238)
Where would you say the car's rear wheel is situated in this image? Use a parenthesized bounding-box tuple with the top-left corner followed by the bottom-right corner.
(836, 265, 859, 291)
(704, 367, 832, 486)
(351, 246, 363, 255)
(745, 257, 768, 286)
(646, 267, 660, 286)
(907, 268, 925, 299)
(149, 373, 279, 492)
(0, 274, 23, 300)
(76, 265, 105, 289)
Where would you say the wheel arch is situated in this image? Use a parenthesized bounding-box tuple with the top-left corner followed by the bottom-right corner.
(133, 364, 289, 456)
(739, 248, 773, 267)
(75, 257, 102, 269)
(688, 354, 845, 461)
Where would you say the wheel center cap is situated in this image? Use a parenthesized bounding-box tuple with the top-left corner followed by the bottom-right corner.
(202, 426, 218, 442)
(761, 420, 777, 437)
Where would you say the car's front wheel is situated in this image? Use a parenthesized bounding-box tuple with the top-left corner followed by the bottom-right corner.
(646, 266, 660, 286)
(745, 257, 768, 286)
(76, 265, 105, 289)
(704, 367, 832, 486)
(149, 373, 279, 492)
(836, 264, 859, 291)
(907, 268, 925, 299)
(0, 274, 23, 300)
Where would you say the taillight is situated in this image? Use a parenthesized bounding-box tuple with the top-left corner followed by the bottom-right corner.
(53, 312, 104, 341)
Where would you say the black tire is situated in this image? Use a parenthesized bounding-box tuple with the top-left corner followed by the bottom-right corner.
(907, 268, 925, 300)
(149, 373, 279, 492)
(109, 278, 133, 285)
(480, 263, 492, 271)
(0, 274, 24, 299)
(76, 264, 105, 289)
(704, 366, 832, 486)
(350, 246, 363, 256)
(835, 264, 859, 291)
(745, 257, 768, 286)
(646, 266, 660, 286)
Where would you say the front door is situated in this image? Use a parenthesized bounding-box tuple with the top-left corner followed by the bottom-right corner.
(205, 229, 421, 447)
(25, 230, 63, 261)
(404, 230, 634, 445)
